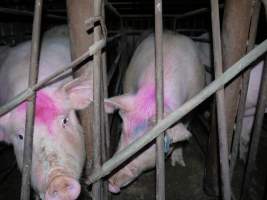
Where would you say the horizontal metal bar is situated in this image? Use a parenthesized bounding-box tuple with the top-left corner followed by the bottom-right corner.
(0, 7, 66, 20)
(0, 39, 106, 116)
(85, 39, 267, 185)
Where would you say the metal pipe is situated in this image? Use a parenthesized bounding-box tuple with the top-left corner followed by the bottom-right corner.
(0, 7, 65, 20)
(101, 3, 109, 199)
(20, 0, 43, 199)
(154, 0, 165, 200)
(105, 0, 120, 17)
(85, 39, 267, 185)
(118, 4, 223, 19)
(92, 0, 104, 199)
(230, 0, 261, 179)
(0, 39, 106, 116)
(241, 56, 267, 200)
(210, 0, 231, 199)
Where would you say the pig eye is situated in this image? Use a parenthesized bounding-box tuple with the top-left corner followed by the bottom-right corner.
(62, 117, 69, 128)
(18, 134, 24, 140)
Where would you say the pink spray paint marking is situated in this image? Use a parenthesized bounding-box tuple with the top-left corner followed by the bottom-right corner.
(125, 84, 171, 141)
(17, 91, 62, 134)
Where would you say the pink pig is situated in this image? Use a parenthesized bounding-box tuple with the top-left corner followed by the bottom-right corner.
(0, 26, 93, 200)
(104, 32, 205, 193)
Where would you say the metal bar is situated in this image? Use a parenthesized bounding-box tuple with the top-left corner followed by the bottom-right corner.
(119, 4, 223, 18)
(230, 0, 261, 179)
(92, 0, 104, 199)
(0, 7, 65, 20)
(210, 0, 231, 199)
(241, 57, 267, 200)
(20, 0, 43, 199)
(154, 0, 165, 200)
(85, 39, 267, 185)
(107, 29, 208, 35)
(107, 51, 122, 85)
(105, 0, 120, 17)
(101, 3, 109, 199)
(0, 39, 106, 116)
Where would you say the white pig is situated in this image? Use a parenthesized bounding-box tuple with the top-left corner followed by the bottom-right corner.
(104, 31, 205, 193)
(195, 33, 266, 161)
(0, 26, 93, 200)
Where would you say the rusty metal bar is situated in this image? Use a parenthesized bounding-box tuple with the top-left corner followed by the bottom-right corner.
(230, 0, 261, 178)
(154, 0, 165, 200)
(241, 56, 267, 200)
(20, 0, 43, 199)
(210, 0, 231, 199)
(85, 39, 267, 185)
(0, 39, 106, 116)
(0, 7, 65, 20)
(92, 0, 104, 199)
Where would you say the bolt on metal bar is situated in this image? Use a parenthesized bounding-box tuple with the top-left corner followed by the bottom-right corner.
(154, 0, 165, 200)
(92, 0, 104, 199)
(241, 56, 267, 200)
(85, 39, 267, 185)
(210, 0, 231, 199)
(230, 0, 261, 179)
(20, 0, 43, 199)
(0, 39, 106, 116)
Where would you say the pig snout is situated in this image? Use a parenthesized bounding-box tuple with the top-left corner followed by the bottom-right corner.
(45, 176, 81, 200)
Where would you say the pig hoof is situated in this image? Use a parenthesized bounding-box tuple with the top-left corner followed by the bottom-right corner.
(171, 149, 186, 167)
(108, 183, 121, 193)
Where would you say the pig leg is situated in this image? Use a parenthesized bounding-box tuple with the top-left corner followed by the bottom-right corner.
(166, 123, 192, 166)
(171, 148, 186, 167)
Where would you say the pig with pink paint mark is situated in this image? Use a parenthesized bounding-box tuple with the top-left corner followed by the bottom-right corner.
(0, 26, 94, 199)
(104, 31, 205, 193)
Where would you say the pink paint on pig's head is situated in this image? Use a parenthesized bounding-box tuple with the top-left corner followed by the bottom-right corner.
(17, 91, 62, 134)
(122, 84, 171, 141)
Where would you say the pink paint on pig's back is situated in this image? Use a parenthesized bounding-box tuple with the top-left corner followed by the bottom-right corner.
(17, 91, 62, 134)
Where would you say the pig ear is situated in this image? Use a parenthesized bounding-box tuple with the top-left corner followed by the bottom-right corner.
(62, 76, 93, 110)
(104, 95, 134, 114)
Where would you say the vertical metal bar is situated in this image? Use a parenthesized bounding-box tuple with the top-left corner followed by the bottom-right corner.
(101, 3, 110, 200)
(154, 0, 165, 200)
(241, 57, 267, 200)
(20, 0, 43, 200)
(230, 0, 261, 178)
(92, 0, 103, 199)
(210, 0, 231, 200)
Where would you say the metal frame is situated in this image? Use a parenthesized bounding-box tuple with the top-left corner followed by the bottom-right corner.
(0, 1, 266, 200)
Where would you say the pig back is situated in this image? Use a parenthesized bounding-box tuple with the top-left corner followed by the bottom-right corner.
(0, 34, 71, 105)
(123, 32, 205, 107)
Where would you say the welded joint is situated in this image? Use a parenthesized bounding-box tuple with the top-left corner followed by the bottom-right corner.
(85, 16, 107, 38)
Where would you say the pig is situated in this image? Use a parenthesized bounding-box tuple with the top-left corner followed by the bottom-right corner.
(194, 33, 266, 161)
(104, 31, 205, 193)
(0, 26, 93, 200)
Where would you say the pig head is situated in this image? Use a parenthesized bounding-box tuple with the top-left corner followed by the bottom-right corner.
(0, 76, 93, 200)
(104, 32, 205, 193)
(0, 26, 93, 200)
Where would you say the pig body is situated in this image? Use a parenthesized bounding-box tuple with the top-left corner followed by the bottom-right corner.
(0, 26, 93, 200)
(195, 33, 266, 161)
(105, 32, 205, 193)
